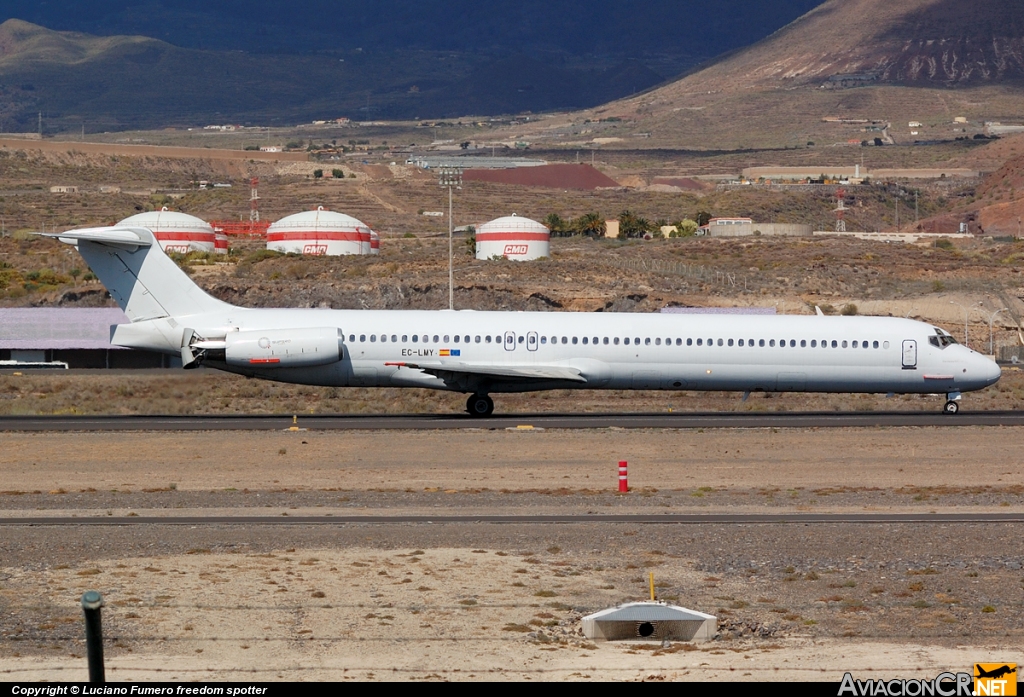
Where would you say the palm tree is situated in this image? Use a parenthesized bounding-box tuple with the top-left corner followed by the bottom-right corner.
(575, 212, 606, 238)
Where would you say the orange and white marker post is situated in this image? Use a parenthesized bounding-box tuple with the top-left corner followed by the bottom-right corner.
(618, 460, 628, 493)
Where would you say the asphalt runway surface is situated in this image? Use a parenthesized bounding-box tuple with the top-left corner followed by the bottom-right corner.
(2, 513, 1022, 525)
(3, 410, 1024, 431)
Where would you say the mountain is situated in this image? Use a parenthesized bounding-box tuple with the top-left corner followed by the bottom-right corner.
(0, 2, 829, 131)
(538, 0, 1024, 151)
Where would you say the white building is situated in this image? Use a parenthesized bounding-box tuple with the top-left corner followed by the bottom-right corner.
(266, 206, 373, 256)
(475, 214, 550, 261)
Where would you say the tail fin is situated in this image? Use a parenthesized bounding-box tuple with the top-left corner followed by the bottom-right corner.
(46, 226, 234, 321)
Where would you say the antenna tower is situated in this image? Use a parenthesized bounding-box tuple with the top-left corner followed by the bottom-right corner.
(834, 188, 848, 233)
(249, 177, 260, 227)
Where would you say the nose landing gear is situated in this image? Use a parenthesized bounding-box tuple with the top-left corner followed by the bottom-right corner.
(466, 393, 494, 418)
(943, 391, 961, 415)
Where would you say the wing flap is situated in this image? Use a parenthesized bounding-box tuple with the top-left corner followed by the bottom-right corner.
(385, 361, 587, 383)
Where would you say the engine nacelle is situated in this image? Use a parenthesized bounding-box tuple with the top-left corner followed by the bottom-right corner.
(225, 327, 343, 368)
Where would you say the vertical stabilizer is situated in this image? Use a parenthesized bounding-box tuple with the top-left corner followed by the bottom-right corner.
(49, 226, 234, 321)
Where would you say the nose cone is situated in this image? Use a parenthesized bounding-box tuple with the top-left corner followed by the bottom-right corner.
(974, 352, 1002, 387)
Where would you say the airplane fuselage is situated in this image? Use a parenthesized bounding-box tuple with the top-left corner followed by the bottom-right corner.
(114, 307, 1001, 397)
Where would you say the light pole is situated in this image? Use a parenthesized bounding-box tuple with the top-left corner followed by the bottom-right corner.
(438, 166, 462, 311)
(984, 307, 1009, 357)
(949, 300, 980, 347)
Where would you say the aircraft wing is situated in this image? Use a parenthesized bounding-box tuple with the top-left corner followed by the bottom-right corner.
(386, 361, 587, 384)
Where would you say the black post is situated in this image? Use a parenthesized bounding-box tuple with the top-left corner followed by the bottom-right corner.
(81, 591, 105, 683)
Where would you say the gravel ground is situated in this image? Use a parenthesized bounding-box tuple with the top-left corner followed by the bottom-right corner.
(1, 427, 1022, 681)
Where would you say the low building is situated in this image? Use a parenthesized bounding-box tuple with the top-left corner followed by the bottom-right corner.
(0, 308, 178, 368)
(49, 185, 78, 194)
(700, 218, 812, 237)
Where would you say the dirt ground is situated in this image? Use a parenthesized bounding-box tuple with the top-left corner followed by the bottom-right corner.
(1, 427, 1022, 681)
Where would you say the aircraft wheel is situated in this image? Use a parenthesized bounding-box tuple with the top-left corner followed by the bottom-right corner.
(943, 400, 960, 415)
(466, 393, 494, 418)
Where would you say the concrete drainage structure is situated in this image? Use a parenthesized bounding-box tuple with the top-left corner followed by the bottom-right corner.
(582, 602, 717, 642)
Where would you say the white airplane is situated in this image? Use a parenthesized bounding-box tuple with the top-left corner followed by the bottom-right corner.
(47, 226, 1001, 417)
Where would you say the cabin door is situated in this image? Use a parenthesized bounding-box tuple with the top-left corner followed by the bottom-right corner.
(902, 340, 917, 369)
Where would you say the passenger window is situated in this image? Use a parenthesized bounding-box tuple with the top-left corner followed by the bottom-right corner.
(687, 338, 692, 346)
(811, 340, 817, 348)
(582, 337, 589, 345)
(852, 341, 858, 348)
(402, 335, 408, 342)
(541, 336, 547, 344)
(624, 338, 630, 345)
(572, 337, 579, 345)
(696, 338, 702, 346)
(603, 337, 609, 345)
(727, 339, 733, 347)
(769, 339, 775, 347)
(842, 340, 848, 348)
(475, 336, 481, 343)
(453, 335, 459, 343)
(349, 334, 355, 342)
(645, 338, 651, 346)
(370, 335, 376, 342)
(831, 340, 838, 348)
(883, 341, 890, 349)
(864, 341, 869, 349)
(614, 337, 620, 345)
(392, 335, 398, 342)
(635, 337, 641, 345)
(360, 334, 366, 342)
(485, 336, 491, 343)
(759, 339, 765, 347)
(464, 336, 470, 343)
(432, 335, 439, 343)
(444, 335, 450, 343)
(412, 335, 419, 343)
(800, 340, 806, 348)
(873, 341, 879, 349)
(655, 338, 661, 346)
(738, 339, 744, 347)
(676, 338, 682, 346)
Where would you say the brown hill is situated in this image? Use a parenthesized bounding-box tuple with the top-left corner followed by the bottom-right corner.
(679, 0, 1024, 90)
(526, 0, 1024, 150)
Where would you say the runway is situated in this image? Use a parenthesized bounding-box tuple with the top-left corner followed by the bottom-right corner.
(2, 513, 1022, 525)
(3, 410, 1024, 431)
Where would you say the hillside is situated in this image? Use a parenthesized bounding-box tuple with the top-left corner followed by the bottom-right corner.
(524, 0, 1024, 150)
(0, 3, 819, 132)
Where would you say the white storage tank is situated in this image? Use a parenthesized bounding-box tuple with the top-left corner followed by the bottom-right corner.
(118, 208, 216, 254)
(266, 206, 373, 256)
(475, 214, 549, 261)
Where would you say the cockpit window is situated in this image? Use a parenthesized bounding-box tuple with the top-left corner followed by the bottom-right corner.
(930, 331, 958, 349)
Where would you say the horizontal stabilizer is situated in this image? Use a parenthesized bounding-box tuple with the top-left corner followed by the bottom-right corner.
(386, 361, 587, 383)
(40, 226, 154, 250)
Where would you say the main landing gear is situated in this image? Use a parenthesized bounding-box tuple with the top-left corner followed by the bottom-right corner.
(943, 391, 961, 415)
(466, 393, 494, 418)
